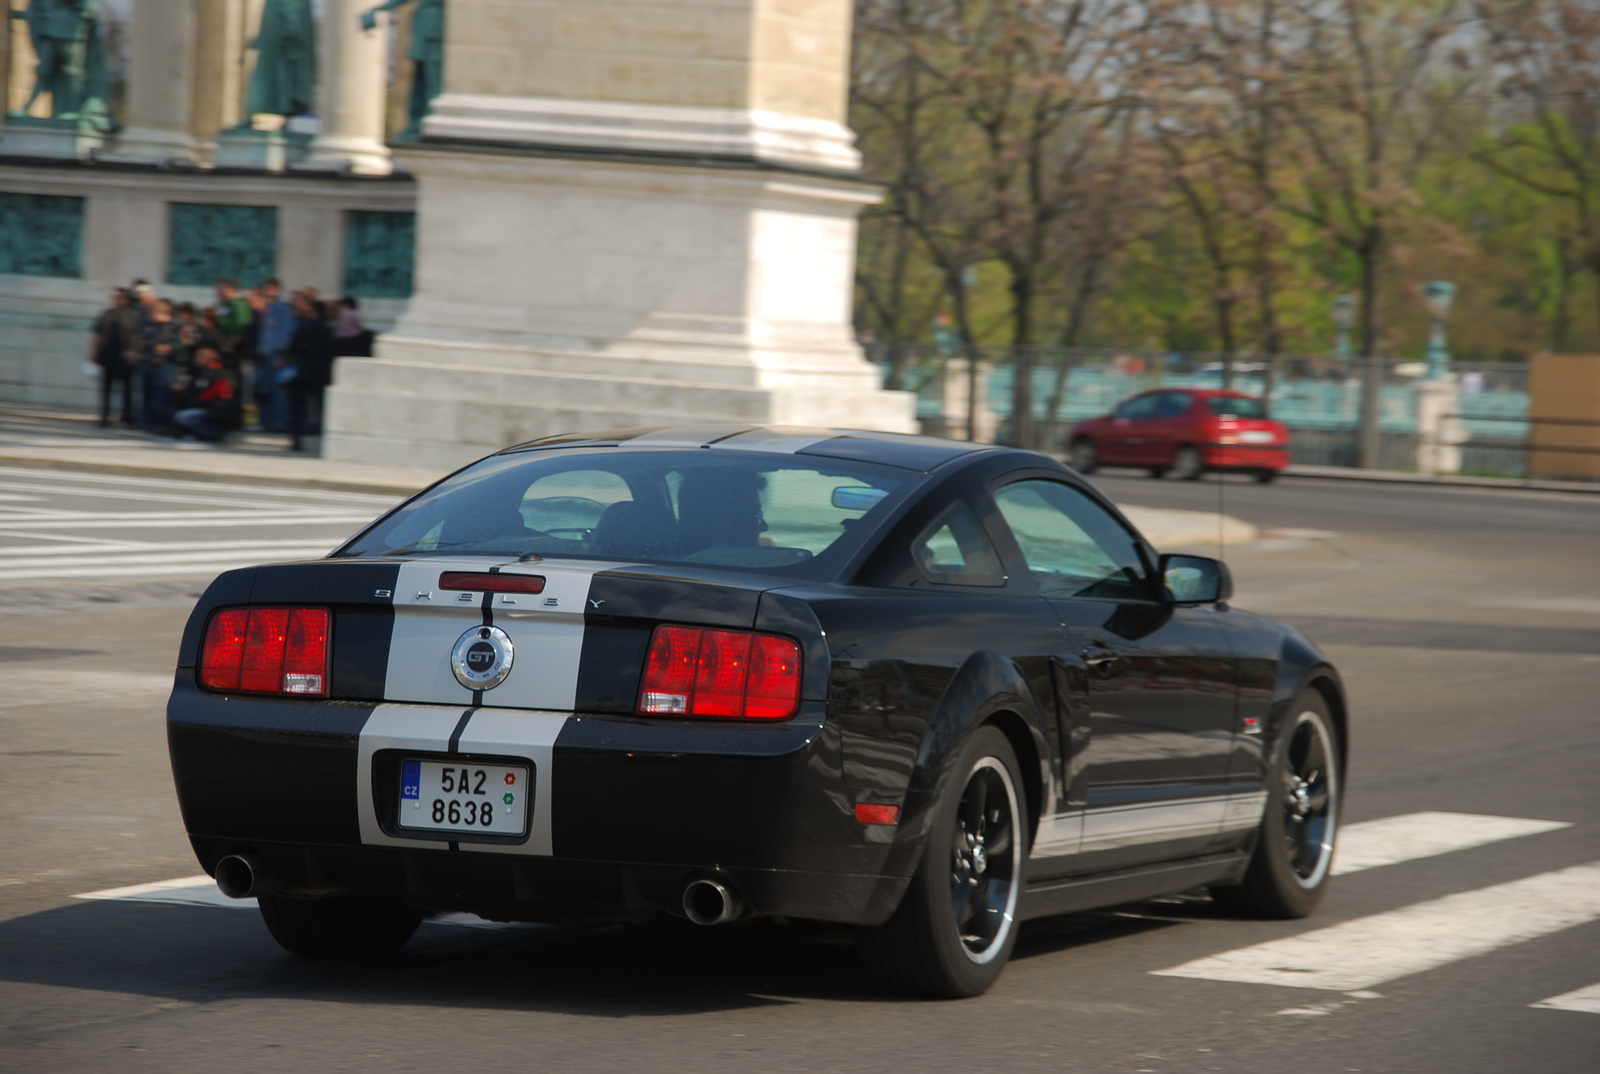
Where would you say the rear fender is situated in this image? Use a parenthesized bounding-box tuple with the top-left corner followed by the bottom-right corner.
(880, 650, 1050, 884)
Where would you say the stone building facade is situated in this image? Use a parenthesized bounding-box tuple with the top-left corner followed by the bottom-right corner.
(1, 0, 913, 459)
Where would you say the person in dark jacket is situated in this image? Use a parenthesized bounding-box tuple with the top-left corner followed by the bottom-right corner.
(173, 347, 241, 442)
(139, 298, 180, 431)
(89, 288, 140, 426)
(284, 292, 335, 452)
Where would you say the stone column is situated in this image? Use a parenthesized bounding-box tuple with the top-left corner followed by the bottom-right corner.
(101, 0, 200, 164)
(297, 0, 391, 175)
(323, 0, 915, 469)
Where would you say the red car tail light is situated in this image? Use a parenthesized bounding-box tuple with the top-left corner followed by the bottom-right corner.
(637, 625, 801, 720)
(438, 572, 546, 594)
(201, 606, 330, 697)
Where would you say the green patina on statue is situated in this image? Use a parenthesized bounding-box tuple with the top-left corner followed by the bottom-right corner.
(361, 0, 444, 137)
(9, 0, 110, 128)
(242, 0, 317, 120)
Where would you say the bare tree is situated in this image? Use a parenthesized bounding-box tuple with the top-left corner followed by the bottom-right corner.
(1473, 0, 1600, 348)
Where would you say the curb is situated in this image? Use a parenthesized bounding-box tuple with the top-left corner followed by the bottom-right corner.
(0, 452, 431, 497)
(1283, 464, 1600, 496)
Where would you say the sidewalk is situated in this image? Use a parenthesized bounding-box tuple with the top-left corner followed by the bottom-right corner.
(1285, 462, 1600, 496)
(0, 407, 1267, 549)
(0, 407, 438, 495)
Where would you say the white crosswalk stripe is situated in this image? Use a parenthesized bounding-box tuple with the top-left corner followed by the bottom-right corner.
(72, 875, 539, 932)
(1530, 982, 1600, 1015)
(1154, 861, 1600, 992)
(1332, 811, 1572, 876)
(0, 466, 399, 584)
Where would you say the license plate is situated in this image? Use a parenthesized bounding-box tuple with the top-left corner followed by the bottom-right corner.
(1239, 430, 1277, 444)
(398, 759, 529, 836)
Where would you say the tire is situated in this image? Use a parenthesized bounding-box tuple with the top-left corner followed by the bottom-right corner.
(1173, 445, 1205, 481)
(257, 893, 422, 959)
(1254, 468, 1278, 484)
(859, 725, 1028, 997)
(1211, 692, 1341, 918)
(1069, 438, 1098, 474)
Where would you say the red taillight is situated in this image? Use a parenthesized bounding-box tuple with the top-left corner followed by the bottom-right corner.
(855, 803, 900, 825)
(199, 609, 248, 690)
(438, 572, 546, 594)
(200, 606, 330, 697)
(637, 625, 801, 720)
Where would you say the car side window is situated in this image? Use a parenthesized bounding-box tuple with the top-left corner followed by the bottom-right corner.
(1113, 394, 1161, 420)
(1156, 392, 1192, 417)
(992, 479, 1149, 600)
(910, 502, 1006, 587)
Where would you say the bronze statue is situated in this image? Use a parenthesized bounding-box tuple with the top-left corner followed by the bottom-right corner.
(10, 0, 108, 123)
(243, 0, 317, 119)
(361, 0, 444, 136)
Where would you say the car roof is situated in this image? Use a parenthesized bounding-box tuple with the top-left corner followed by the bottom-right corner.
(1131, 387, 1258, 399)
(497, 425, 1005, 473)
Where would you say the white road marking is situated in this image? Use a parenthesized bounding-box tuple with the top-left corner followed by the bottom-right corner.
(1531, 982, 1600, 1015)
(1333, 812, 1571, 876)
(1154, 862, 1600, 991)
(0, 545, 339, 581)
(0, 538, 352, 558)
(72, 875, 534, 930)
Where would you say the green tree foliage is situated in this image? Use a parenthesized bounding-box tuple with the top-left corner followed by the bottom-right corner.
(850, 0, 1600, 369)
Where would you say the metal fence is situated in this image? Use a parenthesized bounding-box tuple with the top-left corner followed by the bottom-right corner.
(859, 342, 1564, 478)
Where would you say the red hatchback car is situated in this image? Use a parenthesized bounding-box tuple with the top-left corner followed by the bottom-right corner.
(1067, 388, 1290, 482)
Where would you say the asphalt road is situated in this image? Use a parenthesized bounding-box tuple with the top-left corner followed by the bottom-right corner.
(1, 464, 1596, 1073)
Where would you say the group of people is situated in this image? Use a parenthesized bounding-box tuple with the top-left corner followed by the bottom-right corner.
(88, 277, 373, 451)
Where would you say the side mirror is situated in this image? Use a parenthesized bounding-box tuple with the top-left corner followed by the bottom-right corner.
(1159, 553, 1232, 605)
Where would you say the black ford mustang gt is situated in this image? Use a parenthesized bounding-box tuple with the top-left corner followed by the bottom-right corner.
(167, 425, 1346, 996)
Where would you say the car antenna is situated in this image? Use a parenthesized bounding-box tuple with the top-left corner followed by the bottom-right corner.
(1216, 467, 1225, 564)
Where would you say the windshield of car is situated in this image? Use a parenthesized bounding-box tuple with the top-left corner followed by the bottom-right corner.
(1205, 396, 1268, 419)
(336, 449, 915, 579)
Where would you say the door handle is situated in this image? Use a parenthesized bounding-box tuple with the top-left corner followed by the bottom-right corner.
(1082, 645, 1121, 676)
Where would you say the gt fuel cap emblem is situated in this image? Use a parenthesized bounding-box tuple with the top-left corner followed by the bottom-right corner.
(451, 625, 514, 690)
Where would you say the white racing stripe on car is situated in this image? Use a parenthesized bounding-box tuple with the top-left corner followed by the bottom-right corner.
(456, 708, 568, 857)
(384, 558, 605, 710)
(1030, 790, 1264, 860)
(1152, 862, 1600, 991)
(1331, 812, 1572, 876)
(357, 703, 570, 855)
(357, 704, 484, 850)
(1531, 982, 1600, 1015)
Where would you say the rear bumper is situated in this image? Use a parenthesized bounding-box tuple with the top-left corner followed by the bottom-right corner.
(166, 676, 911, 925)
(1200, 444, 1289, 470)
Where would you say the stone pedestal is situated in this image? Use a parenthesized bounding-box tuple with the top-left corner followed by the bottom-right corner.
(0, 116, 102, 160)
(324, 0, 914, 469)
(214, 127, 312, 171)
(1414, 378, 1464, 475)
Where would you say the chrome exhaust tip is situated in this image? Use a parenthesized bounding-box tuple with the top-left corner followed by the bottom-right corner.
(682, 878, 741, 926)
(215, 853, 277, 899)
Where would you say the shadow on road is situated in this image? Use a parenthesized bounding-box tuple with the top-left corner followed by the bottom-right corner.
(1, 897, 1189, 1012)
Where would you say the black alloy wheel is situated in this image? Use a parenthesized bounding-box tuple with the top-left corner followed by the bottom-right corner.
(1212, 691, 1341, 918)
(859, 725, 1027, 997)
(1173, 445, 1205, 481)
(1070, 438, 1098, 474)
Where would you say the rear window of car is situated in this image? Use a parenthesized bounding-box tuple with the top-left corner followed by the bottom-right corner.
(1204, 396, 1268, 419)
(336, 449, 916, 580)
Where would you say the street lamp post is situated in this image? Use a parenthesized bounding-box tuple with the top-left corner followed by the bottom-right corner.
(1332, 294, 1355, 363)
(1423, 280, 1456, 380)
